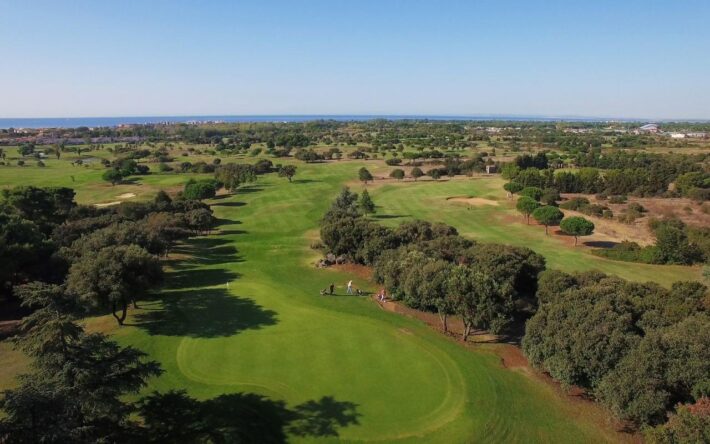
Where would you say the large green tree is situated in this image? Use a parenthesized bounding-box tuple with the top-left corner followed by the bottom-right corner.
(278, 165, 297, 182)
(447, 266, 513, 340)
(215, 163, 256, 192)
(532, 206, 564, 234)
(66, 245, 163, 325)
(358, 167, 373, 184)
(560, 216, 595, 245)
(516, 196, 540, 224)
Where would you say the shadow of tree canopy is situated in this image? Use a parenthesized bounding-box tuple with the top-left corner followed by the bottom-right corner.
(287, 396, 360, 437)
(138, 391, 360, 443)
(133, 287, 277, 337)
(211, 201, 247, 208)
(373, 214, 411, 220)
(583, 240, 619, 249)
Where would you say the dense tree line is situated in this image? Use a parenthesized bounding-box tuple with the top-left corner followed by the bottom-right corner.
(320, 188, 546, 337)
(524, 270, 709, 427)
(0, 186, 216, 324)
(504, 151, 708, 199)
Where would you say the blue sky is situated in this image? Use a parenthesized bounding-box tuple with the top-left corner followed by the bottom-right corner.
(1, 0, 709, 119)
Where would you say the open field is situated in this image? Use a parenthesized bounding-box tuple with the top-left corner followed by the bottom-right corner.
(1, 154, 704, 441)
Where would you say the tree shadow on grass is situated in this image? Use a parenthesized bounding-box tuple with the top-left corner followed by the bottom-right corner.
(218, 229, 249, 236)
(139, 391, 360, 443)
(212, 201, 247, 207)
(373, 214, 410, 220)
(133, 287, 277, 338)
(236, 186, 265, 194)
(291, 179, 321, 184)
(583, 240, 619, 249)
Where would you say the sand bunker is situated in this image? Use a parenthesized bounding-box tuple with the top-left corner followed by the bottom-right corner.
(95, 201, 121, 208)
(447, 196, 499, 207)
(95, 192, 136, 208)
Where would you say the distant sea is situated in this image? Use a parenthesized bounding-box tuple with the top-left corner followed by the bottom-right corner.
(0, 114, 654, 130)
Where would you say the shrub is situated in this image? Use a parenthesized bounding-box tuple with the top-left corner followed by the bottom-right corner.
(519, 186, 543, 201)
(183, 179, 218, 200)
(628, 202, 646, 213)
(390, 169, 405, 180)
(560, 197, 590, 211)
(157, 162, 173, 172)
(609, 195, 628, 204)
(541, 188, 561, 206)
(385, 158, 402, 166)
(592, 241, 664, 264)
(503, 182, 523, 194)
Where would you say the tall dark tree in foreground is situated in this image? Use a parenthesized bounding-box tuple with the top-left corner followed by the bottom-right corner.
(0, 283, 162, 443)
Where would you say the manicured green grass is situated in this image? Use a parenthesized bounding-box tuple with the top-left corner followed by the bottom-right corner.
(368, 176, 700, 287)
(79, 162, 626, 442)
(6, 158, 677, 441)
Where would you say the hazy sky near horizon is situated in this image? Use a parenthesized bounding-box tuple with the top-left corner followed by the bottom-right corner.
(1, 0, 709, 119)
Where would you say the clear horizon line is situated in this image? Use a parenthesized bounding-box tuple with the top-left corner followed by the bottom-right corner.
(1, 113, 709, 123)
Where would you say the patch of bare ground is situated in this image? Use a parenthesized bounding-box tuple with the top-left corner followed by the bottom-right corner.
(562, 193, 710, 242)
(634, 197, 710, 229)
(346, 173, 491, 189)
(0, 320, 20, 340)
(328, 263, 374, 281)
(446, 196, 500, 207)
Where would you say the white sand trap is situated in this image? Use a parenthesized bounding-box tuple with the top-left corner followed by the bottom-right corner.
(95, 192, 136, 207)
(95, 201, 121, 208)
(447, 196, 499, 206)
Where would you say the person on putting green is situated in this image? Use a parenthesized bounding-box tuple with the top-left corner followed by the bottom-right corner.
(329, 283, 335, 295)
(346, 280, 353, 295)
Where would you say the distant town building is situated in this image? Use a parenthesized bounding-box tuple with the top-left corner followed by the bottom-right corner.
(485, 165, 498, 174)
(670, 132, 686, 139)
(639, 123, 659, 133)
